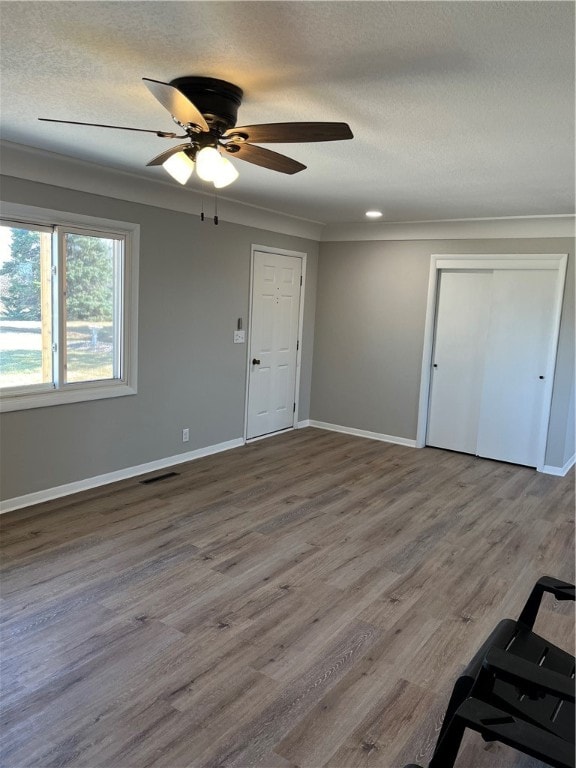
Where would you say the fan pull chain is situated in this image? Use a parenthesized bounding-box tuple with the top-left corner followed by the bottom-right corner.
(200, 191, 218, 225)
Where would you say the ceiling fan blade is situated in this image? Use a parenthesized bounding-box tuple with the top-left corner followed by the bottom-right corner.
(223, 143, 306, 174)
(38, 118, 179, 138)
(146, 144, 191, 167)
(143, 78, 209, 131)
(224, 122, 353, 144)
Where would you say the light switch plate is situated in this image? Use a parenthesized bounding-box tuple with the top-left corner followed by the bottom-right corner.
(233, 330, 245, 344)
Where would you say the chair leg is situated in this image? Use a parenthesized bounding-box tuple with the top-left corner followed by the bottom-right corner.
(427, 711, 468, 768)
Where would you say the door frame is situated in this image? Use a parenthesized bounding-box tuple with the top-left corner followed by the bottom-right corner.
(243, 244, 307, 442)
(416, 253, 568, 471)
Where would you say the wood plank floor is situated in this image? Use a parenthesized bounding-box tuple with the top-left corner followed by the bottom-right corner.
(1, 427, 574, 768)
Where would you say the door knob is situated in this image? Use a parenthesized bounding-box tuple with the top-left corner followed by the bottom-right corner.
(252, 358, 261, 365)
(539, 375, 545, 380)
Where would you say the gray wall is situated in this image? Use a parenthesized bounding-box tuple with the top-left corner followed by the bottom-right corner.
(2, 171, 573, 503)
(311, 238, 575, 468)
(0, 175, 318, 501)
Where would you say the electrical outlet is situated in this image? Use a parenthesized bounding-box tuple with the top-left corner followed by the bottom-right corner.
(182, 428, 189, 443)
(234, 330, 245, 344)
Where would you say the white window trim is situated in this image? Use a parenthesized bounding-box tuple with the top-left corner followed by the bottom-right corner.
(0, 202, 139, 412)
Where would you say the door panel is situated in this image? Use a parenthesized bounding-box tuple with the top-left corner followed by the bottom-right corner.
(274, 364, 289, 412)
(476, 270, 557, 466)
(278, 295, 294, 349)
(260, 295, 275, 351)
(247, 251, 302, 439)
(427, 271, 492, 454)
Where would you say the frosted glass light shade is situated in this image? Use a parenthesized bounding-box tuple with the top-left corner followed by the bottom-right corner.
(213, 156, 239, 188)
(163, 151, 195, 185)
(196, 147, 223, 181)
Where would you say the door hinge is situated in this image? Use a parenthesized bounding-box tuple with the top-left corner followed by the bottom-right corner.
(293, 402, 296, 413)
(297, 340, 299, 351)
(300, 275, 302, 286)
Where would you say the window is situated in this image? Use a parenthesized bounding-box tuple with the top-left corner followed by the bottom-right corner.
(0, 204, 138, 411)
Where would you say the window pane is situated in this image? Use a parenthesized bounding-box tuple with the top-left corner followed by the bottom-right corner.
(0, 225, 53, 388)
(64, 232, 121, 384)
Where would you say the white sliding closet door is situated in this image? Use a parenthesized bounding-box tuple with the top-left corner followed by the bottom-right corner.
(476, 270, 558, 466)
(426, 267, 560, 467)
(427, 271, 491, 453)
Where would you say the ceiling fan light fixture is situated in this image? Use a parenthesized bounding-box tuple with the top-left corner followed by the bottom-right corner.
(40, 77, 353, 187)
(163, 150, 195, 184)
(213, 156, 239, 188)
(196, 146, 223, 181)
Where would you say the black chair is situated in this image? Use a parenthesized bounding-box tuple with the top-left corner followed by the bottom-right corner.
(404, 576, 575, 768)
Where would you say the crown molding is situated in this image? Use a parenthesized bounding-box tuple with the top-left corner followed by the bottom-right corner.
(0, 140, 324, 241)
(2, 140, 573, 244)
(321, 215, 575, 242)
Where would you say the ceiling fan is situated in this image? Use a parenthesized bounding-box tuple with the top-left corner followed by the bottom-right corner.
(39, 76, 354, 188)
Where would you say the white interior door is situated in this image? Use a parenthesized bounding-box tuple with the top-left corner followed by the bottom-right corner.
(427, 267, 560, 467)
(427, 271, 491, 453)
(476, 270, 558, 466)
(247, 251, 302, 440)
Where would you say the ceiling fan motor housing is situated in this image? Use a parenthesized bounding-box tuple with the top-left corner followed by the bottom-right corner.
(170, 77, 243, 133)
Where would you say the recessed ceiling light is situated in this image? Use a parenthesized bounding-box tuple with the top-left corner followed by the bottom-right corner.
(365, 210, 382, 219)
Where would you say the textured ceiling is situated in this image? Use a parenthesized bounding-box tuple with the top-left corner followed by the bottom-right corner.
(1, 1, 574, 225)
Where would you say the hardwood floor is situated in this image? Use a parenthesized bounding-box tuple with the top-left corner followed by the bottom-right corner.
(1, 427, 574, 768)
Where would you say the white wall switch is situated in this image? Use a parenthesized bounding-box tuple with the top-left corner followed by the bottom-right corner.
(234, 330, 245, 344)
(182, 428, 189, 442)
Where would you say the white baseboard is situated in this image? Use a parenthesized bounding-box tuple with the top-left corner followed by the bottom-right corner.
(306, 420, 417, 448)
(6, 428, 566, 515)
(307, 422, 576, 476)
(541, 453, 576, 477)
(0, 437, 245, 514)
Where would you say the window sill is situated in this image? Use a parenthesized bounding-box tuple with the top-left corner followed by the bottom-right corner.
(0, 380, 137, 412)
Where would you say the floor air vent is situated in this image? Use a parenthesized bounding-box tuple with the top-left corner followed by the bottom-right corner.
(140, 472, 180, 485)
